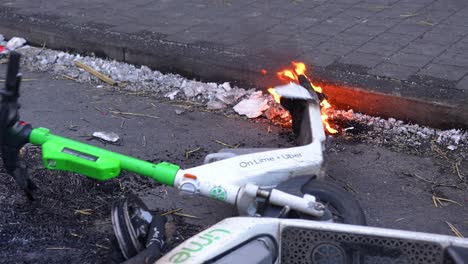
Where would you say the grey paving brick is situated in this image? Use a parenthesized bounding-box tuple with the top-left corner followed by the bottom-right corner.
(339, 51, 385, 68)
(389, 23, 431, 36)
(417, 63, 468, 81)
(352, 2, 393, 12)
(316, 42, 358, 56)
(360, 17, 402, 28)
(454, 7, 468, 17)
(372, 32, 417, 46)
(446, 41, 468, 54)
(310, 3, 350, 16)
(428, 24, 468, 36)
(357, 41, 404, 57)
(455, 75, 468, 90)
(344, 24, 388, 36)
(374, 4, 426, 19)
(269, 35, 327, 53)
(239, 33, 294, 45)
(322, 17, 361, 28)
(415, 10, 454, 23)
(295, 52, 339, 68)
(329, 32, 374, 46)
(387, 52, 434, 67)
(247, 2, 312, 19)
(368, 62, 419, 80)
(305, 23, 348, 36)
(361, 0, 400, 4)
(426, 0, 467, 13)
(441, 16, 468, 27)
(282, 16, 322, 27)
(393, 1, 431, 10)
(335, 8, 376, 19)
(401, 42, 449, 56)
(434, 52, 468, 68)
(413, 32, 463, 45)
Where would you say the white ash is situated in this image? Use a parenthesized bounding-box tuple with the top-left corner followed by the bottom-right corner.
(11, 44, 466, 148)
(330, 110, 467, 148)
(15, 46, 255, 107)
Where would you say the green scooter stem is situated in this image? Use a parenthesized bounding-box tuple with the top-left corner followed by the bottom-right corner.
(29, 127, 180, 185)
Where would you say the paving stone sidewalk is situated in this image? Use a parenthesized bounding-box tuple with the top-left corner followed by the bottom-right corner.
(1, 0, 468, 127)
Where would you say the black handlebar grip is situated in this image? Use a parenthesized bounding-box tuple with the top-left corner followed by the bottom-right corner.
(5, 51, 21, 97)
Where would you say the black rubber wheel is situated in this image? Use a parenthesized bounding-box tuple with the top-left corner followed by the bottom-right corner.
(262, 176, 366, 225)
(301, 179, 366, 225)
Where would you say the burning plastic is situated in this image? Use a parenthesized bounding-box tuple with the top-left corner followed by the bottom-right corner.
(267, 62, 339, 134)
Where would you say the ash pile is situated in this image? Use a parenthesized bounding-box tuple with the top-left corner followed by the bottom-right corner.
(3, 35, 466, 154)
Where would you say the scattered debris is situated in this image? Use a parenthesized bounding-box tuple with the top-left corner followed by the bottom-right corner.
(417, 20, 434, 26)
(221, 82, 231, 91)
(109, 110, 159, 119)
(165, 90, 179, 100)
(95, 244, 110, 250)
(70, 232, 83, 239)
(175, 109, 185, 115)
(400, 12, 418, 17)
(6, 37, 26, 50)
(75, 60, 118, 86)
(161, 208, 183, 216)
(92, 131, 120, 143)
(432, 195, 462, 208)
(233, 91, 269, 118)
(185, 147, 201, 159)
(0, 78, 37, 82)
(74, 209, 94, 216)
(402, 171, 459, 189)
(173, 212, 200, 219)
(207, 100, 227, 110)
(214, 139, 239, 149)
(447, 145, 457, 151)
(446, 221, 464, 238)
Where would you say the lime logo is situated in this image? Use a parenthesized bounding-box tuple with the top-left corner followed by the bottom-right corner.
(209, 186, 227, 201)
(169, 229, 231, 263)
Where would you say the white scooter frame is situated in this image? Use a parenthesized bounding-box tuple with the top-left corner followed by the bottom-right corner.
(172, 83, 327, 217)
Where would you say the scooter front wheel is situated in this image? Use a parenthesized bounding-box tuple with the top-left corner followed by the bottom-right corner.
(262, 176, 366, 225)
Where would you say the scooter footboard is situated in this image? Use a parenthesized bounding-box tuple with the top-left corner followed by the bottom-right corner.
(282, 226, 451, 264)
(156, 217, 468, 264)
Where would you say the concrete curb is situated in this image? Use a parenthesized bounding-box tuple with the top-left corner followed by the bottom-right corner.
(1, 9, 467, 129)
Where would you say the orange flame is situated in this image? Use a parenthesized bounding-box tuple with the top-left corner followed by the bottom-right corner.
(267, 62, 338, 134)
(276, 69, 297, 82)
(292, 61, 306, 76)
(268, 88, 281, 103)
